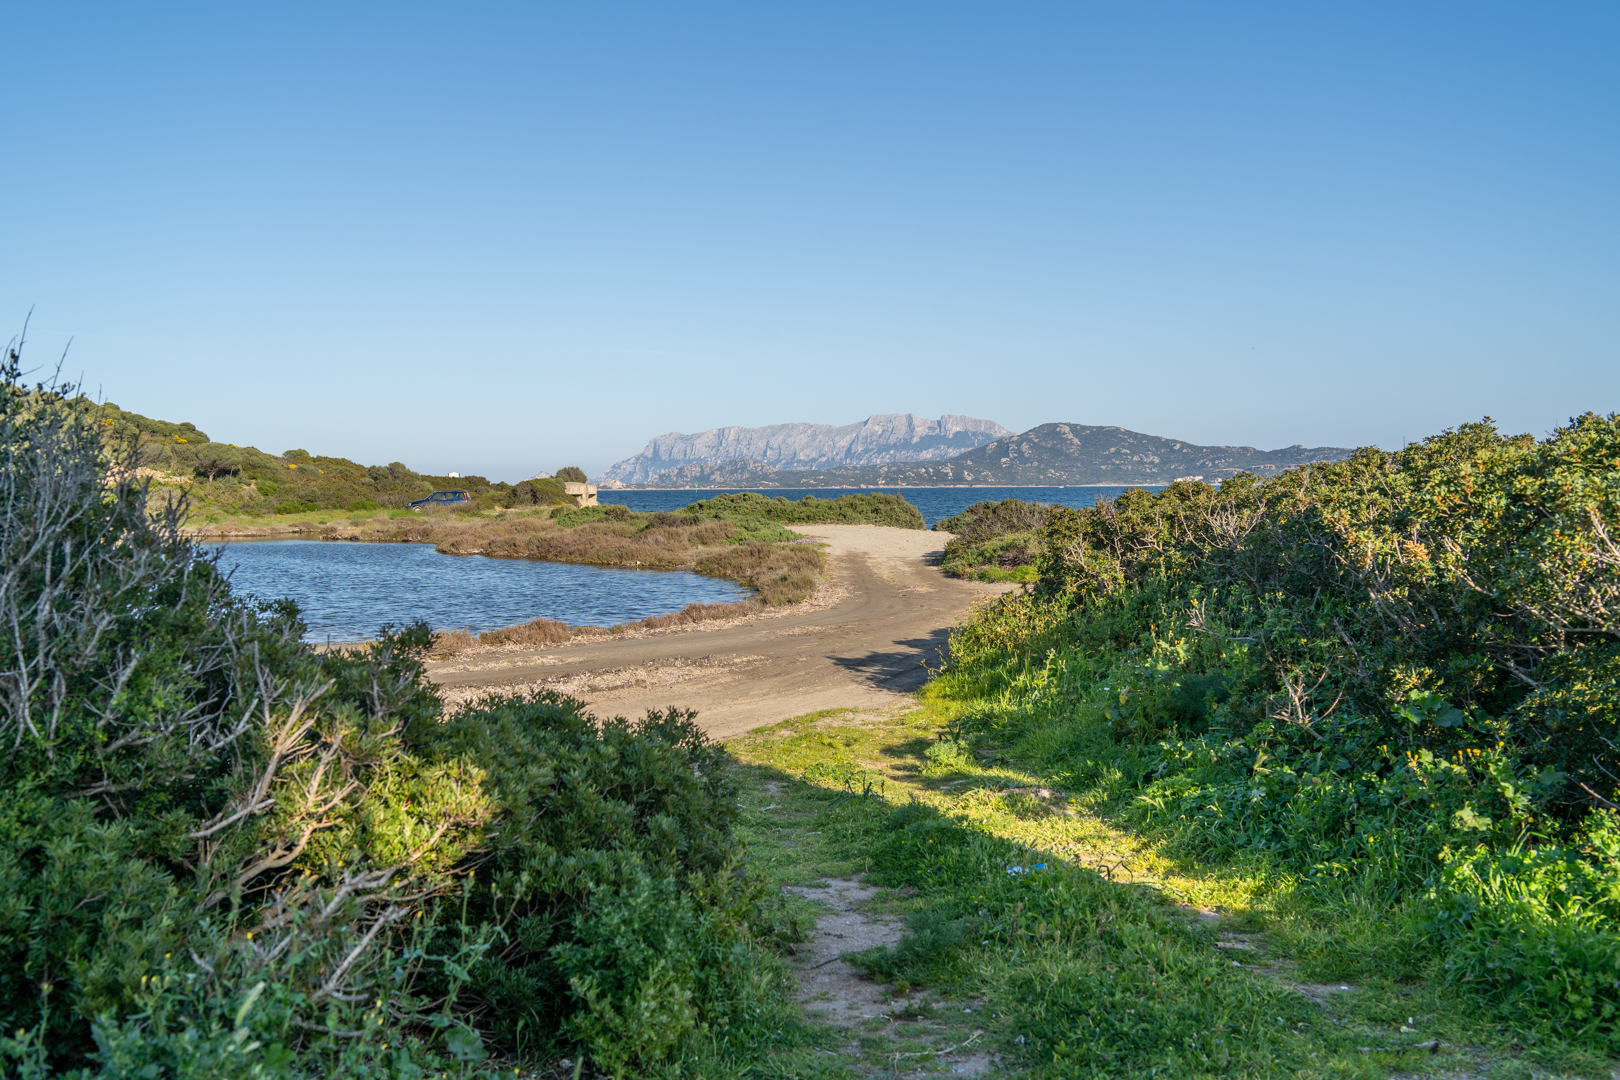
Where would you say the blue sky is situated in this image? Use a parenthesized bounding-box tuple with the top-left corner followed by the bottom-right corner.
(3, 2, 1616, 481)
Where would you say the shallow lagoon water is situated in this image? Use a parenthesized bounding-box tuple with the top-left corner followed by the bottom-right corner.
(217, 540, 750, 642)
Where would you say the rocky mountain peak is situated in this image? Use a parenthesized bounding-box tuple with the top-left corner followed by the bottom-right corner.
(598, 414, 1013, 485)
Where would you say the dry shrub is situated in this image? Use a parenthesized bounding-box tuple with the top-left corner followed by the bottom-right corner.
(683, 520, 738, 546)
(479, 617, 570, 647)
(638, 600, 761, 630)
(430, 628, 477, 656)
(695, 542, 826, 606)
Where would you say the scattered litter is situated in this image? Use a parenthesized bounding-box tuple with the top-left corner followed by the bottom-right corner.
(1006, 864, 1048, 875)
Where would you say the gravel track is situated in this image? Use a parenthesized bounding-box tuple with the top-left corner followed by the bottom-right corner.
(425, 524, 1016, 738)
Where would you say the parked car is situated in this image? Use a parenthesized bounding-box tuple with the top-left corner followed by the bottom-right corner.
(409, 489, 472, 510)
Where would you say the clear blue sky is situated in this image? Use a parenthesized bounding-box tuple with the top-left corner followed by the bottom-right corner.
(4, 3, 1616, 481)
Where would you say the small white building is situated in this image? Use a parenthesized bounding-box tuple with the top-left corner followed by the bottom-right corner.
(563, 481, 599, 507)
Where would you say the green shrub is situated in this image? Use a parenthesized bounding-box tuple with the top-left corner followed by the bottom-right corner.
(554, 504, 616, 528)
(510, 477, 569, 507)
(1424, 814, 1620, 1047)
(0, 347, 791, 1076)
(930, 414, 1620, 1047)
(921, 738, 975, 774)
(933, 498, 1060, 578)
(934, 497, 1056, 540)
(417, 694, 784, 1070)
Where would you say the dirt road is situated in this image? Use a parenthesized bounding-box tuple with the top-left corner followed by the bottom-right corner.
(425, 524, 1016, 739)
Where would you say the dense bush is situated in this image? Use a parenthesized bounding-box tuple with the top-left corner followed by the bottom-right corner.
(933, 498, 1061, 581)
(932, 415, 1620, 1047)
(934, 497, 1056, 541)
(680, 491, 924, 530)
(0, 350, 794, 1076)
(509, 477, 572, 507)
(422, 697, 779, 1070)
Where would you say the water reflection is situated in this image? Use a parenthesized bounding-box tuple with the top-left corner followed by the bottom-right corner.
(216, 539, 750, 642)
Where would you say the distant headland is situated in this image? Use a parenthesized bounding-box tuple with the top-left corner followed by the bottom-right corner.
(600, 419, 1354, 489)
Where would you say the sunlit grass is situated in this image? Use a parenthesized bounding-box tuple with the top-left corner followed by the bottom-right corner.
(726, 705, 1617, 1078)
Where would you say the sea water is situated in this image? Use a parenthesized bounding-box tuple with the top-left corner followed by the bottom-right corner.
(216, 540, 750, 643)
(596, 486, 1156, 527)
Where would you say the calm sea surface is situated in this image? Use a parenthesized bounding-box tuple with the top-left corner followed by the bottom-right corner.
(597, 486, 1157, 527)
(216, 540, 750, 642)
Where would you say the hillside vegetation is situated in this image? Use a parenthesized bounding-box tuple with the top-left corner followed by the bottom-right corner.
(922, 414, 1620, 1055)
(84, 399, 579, 514)
(0, 355, 836, 1077)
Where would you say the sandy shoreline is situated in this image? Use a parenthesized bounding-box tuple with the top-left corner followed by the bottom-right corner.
(425, 523, 1017, 740)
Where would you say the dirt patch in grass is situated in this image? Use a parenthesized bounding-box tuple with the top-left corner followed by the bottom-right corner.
(785, 878, 904, 1025)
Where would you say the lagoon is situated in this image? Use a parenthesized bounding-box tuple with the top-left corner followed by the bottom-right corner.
(215, 539, 750, 642)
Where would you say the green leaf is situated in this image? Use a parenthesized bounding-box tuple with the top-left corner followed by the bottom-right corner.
(444, 1022, 487, 1063)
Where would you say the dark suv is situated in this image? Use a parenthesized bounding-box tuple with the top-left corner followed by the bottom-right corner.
(409, 489, 472, 510)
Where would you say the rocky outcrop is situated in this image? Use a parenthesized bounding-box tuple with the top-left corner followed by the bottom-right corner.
(639, 458, 783, 488)
(598, 414, 1012, 485)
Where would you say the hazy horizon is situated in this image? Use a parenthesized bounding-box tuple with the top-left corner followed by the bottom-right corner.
(5, 3, 1616, 481)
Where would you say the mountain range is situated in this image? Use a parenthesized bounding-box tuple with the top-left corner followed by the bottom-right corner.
(597, 414, 1012, 485)
(616, 423, 1357, 488)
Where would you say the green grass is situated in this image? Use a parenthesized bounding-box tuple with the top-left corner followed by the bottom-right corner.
(724, 707, 1618, 1079)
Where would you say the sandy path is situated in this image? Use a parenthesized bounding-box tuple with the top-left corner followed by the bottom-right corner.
(424, 524, 1016, 738)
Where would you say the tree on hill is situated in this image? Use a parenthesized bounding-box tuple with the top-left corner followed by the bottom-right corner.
(555, 465, 587, 483)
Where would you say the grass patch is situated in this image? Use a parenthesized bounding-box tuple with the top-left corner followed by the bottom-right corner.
(726, 706, 1618, 1078)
